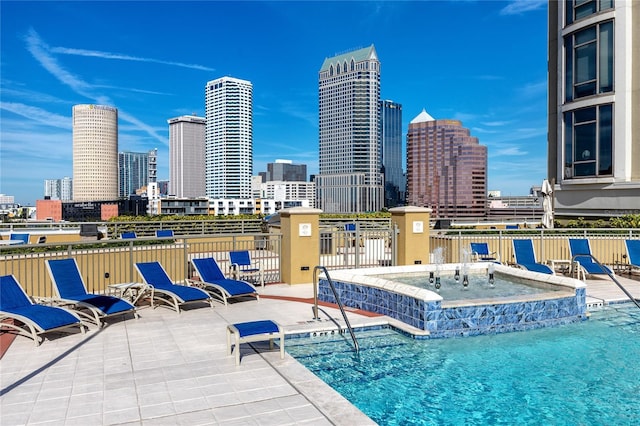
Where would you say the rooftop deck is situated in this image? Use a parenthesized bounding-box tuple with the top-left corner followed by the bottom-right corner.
(2, 274, 640, 425)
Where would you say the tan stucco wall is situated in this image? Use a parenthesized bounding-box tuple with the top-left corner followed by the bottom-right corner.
(390, 206, 431, 265)
(280, 207, 321, 284)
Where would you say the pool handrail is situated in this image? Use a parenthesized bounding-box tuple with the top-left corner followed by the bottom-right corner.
(571, 253, 640, 311)
(313, 266, 360, 353)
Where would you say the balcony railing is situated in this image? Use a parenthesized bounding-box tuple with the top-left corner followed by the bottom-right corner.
(0, 233, 281, 298)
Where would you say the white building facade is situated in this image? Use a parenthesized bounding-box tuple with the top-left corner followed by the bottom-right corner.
(168, 115, 206, 198)
(317, 45, 383, 213)
(548, 1, 640, 217)
(72, 104, 118, 201)
(205, 77, 253, 200)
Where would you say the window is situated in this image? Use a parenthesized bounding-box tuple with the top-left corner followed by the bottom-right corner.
(565, 21, 613, 101)
(565, 0, 613, 25)
(563, 104, 613, 178)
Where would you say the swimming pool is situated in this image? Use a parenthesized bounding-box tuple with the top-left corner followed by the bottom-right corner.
(377, 271, 560, 301)
(287, 303, 640, 425)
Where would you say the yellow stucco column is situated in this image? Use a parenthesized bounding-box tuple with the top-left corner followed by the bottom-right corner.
(390, 206, 432, 265)
(279, 207, 322, 284)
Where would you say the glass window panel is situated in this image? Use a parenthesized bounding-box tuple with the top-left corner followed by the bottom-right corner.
(564, 112, 573, 177)
(574, 107, 596, 123)
(575, 1, 597, 20)
(575, 26, 596, 45)
(565, 36, 574, 102)
(599, 21, 614, 93)
(575, 122, 597, 162)
(598, 104, 613, 175)
(575, 162, 596, 176)
(600, 0, 613, 11)
(575, 81, 596, 98)
(575, 42, 596, 83)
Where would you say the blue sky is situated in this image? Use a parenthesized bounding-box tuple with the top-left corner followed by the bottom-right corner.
(0, 0, 548, 206)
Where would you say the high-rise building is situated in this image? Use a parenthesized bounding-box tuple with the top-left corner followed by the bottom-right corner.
(548, 1, 640, 217)
(168, 115, 206, 198)
(205, 77, 253, 199)
(317, 45, 383, 213)
(406, 110, 487, 218)
(380, 100, 404, 207)
(44, 177, 73, 201)
(266, 159, 307, 182)
(72, 104, 118, 201)
(118, 149, 157, 198)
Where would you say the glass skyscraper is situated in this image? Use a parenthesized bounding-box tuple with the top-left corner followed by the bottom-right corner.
(406, 110, 487, 218)
(205, 77, 253, 199)
(317, 45, 383, 213)
(168, 114, 206, 198)
(380, 100, 404, 207)
(118, 149, 157, 198)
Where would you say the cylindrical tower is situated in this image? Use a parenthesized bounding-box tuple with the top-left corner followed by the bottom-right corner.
(72, 104, 118, 201)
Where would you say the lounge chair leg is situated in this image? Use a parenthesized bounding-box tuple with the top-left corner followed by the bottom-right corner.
(235, 333, 241, 365)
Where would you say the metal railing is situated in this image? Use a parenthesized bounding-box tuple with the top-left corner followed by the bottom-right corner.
(319, 221, 396, 270)
(313, 266, 359, 353)
(571, 253, 640, 311)
(0, 233, 281, 298)
(430, 228, 640, 269)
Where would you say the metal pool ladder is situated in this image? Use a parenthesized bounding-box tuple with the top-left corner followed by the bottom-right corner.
(572, 254, 640, 311)
(313, 266, 360, 353)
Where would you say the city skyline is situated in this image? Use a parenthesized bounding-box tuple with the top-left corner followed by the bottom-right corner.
(0, 0, 548, 205)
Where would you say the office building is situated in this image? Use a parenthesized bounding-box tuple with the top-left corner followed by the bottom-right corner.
(267, 159, 307, 182)
(44, 177, 73, 201)
(406, 110, 487, 218)
(118, 149, 157, 198)
(380, 100, 404, 207)
(205, 77, 253, 199)
(168, 114, 206, 198)
(72, 104, 118, 201)
(317, 45, 383, 213)
(548, 1, 640, 217)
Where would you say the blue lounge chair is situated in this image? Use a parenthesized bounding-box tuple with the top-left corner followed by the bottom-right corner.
(155, 229, 174, 238)
(227, 320, 284, 365)
(569, 238, 613, 277)
(191, 257, 259, 305)
(0, 275, 86, 346)
(512, 239, 554, 274)
(229, 250, 264, 287)
(121, 232, 137, 239)
(135, 261, 213, 314)
(46, 258, 138, 326)
(10, 233, 30, 244)
(625, 240, 640, 272)
(470, 242, 500, 263)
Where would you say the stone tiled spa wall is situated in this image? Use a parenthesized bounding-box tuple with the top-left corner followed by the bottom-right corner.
(319, 280, 587, 339)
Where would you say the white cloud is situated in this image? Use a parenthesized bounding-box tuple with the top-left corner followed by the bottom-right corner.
(50, 47, 215, 72)
(0, 102, 71, 129)
(500, 0, 546, 16)
(24, 28, 168, 146)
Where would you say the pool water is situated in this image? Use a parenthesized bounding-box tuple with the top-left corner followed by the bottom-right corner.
(378, 272, 559, 301)
(286, 304, 640, 425)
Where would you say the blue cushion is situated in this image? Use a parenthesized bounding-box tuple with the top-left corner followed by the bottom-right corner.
(521, 263, 553, 274)
(5, 305, 79, 330)
(72, 294, 135, 315)
(234, 320, 279, 337)
(155, 284, 209, 302)
(210, 279, 255, 296)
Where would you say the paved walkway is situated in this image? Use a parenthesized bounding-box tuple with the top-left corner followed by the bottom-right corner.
(2, 273, 639, 425)
(0, 284, 378, 426)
